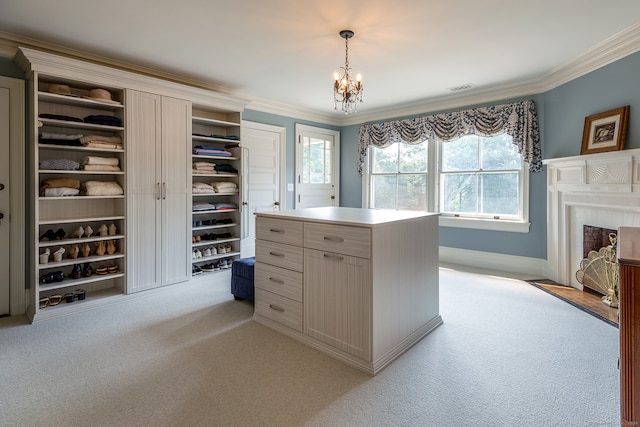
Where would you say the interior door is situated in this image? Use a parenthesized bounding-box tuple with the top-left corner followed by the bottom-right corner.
(295, 124, 340, 209)
(0, 86, 10, 315)
(240, 121, 285, 257)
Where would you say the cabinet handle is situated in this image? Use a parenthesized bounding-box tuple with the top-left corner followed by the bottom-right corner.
(323, 253, 344, 261)
(269, 304, 285, 313)
(269, 228, 284, 233)
(156, 182, 161, 200)
(162, 182, 166, 200)
(269, 277, 285, 284)
(323, 236, 345, 243)
(269, 252, 285, 257)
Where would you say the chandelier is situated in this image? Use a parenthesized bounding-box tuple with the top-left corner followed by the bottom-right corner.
(333, 30, 363, 114)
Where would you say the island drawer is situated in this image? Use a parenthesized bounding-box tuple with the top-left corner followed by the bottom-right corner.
(254, 288, 303, 332)
(254, 261, 303, 302)
(304, 223, 371, 258)
(255, 240, 304, 272)
(256, 217, 303, 246)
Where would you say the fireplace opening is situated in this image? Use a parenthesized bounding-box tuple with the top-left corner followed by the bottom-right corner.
(576, 225, 619, 307)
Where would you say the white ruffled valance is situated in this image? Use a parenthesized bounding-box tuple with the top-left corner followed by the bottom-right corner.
(357, 99, 541, 174)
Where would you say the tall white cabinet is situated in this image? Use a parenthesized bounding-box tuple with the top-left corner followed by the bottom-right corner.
(16, 48, 246, 322)
(126, 91, 191, 292)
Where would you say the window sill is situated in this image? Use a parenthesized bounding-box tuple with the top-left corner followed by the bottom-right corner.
(439, 216, 530, 233)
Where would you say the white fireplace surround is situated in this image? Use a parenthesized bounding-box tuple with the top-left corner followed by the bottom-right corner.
(545, 148, 640, 289)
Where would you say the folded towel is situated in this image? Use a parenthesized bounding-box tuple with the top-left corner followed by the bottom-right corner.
(192, 182, 214, 190)
(84, 141, 124, 150)
(215, 164, 238, 174)
(83, 164, 121, 172)
(82, 156, 119, 166)
(83, 115, 122, 127)
(40, 132, 84, 140)
(39, 138, 83, 146)
(192, 203, 217, 211)
(214, 202, 238, 210)
(40, 178, 80, 195)
(39, 113, 83, 122)
(80, 135, 123, 144)
(42, 187, 80, 197)
(82, 181, 124, 196)
(193, 161, 216, 169)
(212, 181, 238, 190)
(39, 159, 80, 170)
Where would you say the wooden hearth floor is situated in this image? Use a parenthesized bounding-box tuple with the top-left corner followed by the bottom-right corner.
(527, 279, 619, 327)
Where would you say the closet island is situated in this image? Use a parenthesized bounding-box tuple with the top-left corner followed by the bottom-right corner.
(254, 207, 442, 375)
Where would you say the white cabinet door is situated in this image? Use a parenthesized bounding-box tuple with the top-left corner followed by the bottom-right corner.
(304, 248, 372, 361)
(160, 96, 190, 286)
(127, 91, 189, 292)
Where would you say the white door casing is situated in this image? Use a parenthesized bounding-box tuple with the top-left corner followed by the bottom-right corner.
(0, 76, 26, 316)
(240, 121, 285, 257)
(295, 124, 340, 209)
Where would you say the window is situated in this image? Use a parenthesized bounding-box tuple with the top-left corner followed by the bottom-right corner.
(368, 141, 429, 211)
(440, 134, 521, 219)
(364, 134, 530, 232)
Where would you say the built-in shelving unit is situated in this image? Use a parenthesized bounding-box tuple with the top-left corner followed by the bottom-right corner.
(191, 107, 242, 276)
(30, 79, 127, 321)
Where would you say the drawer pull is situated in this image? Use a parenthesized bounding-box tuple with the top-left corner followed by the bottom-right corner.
(269, 228, 284, 233)
(269, 304, 285, 313)
(269, 251, 285, 257)
(323, 253, 344, 261)
(323, 235, 345, 243)
(269, 277, 285, 284)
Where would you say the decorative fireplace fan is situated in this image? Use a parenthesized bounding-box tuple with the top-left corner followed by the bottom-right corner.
(576, 233, 619, 308)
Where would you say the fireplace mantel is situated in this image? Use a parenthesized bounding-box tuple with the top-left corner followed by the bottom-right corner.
(544, 148, 640, 288)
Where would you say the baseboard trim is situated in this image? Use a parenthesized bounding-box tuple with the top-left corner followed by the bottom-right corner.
(439, 246, 547, 278)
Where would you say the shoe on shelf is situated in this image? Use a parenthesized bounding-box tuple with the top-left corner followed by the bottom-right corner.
(192, 265, 202, 276)
(95, 240, 106, 256)
(108, 224, 117, 236)
(70, 226, 84, 239)
(71, 264, 82, 280)
(53, 247, 65, 262)
(55, 228, 66, 240)
(39, 248, 50, 264)
(106, 240, 116, 255)
(97, 224, 108, 237)
(203, 247, 212, 257)
(81, 242, 91, 257)
(210, 246, 217, 255)
(107, 264, 118, 274)
(202, 263, 215, 272)
(69, 244, 79, 259)
(39, 229, 56, 241)
(224, 244, 233, 253)
(84, 225, 93, 238)
(217, 244, 226, 254)
(213, 262, 221, 271)
(83, 263, 92, 277)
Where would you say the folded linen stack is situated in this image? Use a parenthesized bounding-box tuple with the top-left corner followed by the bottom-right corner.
(83, 115, 122, 127)
(40, 177, 81, 197)
(192, 145, 232, 157)
(192, 161, 217, 174)
(215, 163, 238, 174)
(192, 182, 215, 194)
(193, 202, 217, 211)
(39, 132, 83, 146)
(39, 159, 80, 171)
(82, 181, 124, 196)
(80, 135, 123, 150)
(82, 156, 121, 172)
(212, 181, 238, 194)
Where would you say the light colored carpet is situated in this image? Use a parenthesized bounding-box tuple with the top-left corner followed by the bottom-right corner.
(0, 266, 619, 426)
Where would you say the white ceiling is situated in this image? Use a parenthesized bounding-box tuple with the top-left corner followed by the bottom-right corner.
(1, 1, 640, 124)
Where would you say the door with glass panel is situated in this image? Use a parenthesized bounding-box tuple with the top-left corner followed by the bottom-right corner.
(295, 124, 340, 209)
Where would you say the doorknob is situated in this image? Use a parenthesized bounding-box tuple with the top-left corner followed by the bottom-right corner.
(0, 212, 4, 220)
(274, 201, 280, 206)
(330, 195, 335, 200)
(0, 183, 4, 190)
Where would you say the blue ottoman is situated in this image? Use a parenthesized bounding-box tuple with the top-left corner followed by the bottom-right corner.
(231, 257, 255, 302)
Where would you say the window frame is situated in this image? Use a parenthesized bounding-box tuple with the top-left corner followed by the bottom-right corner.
(362, 136, 531, 233)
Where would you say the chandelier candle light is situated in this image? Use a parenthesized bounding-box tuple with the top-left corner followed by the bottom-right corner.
(333, 29, 363, 114)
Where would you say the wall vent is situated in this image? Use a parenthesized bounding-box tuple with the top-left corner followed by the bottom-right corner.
(448, 83, 475, 92)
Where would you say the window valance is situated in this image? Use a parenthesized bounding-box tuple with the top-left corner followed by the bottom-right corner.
(357, 99, 541, 174)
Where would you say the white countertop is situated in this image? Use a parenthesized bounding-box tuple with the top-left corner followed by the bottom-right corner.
(255, 207, 438, 226)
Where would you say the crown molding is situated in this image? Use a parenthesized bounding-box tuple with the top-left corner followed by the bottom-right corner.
(245, 97, 343, 127)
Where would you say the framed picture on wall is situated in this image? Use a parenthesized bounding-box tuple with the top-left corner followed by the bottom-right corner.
(581, 105, 630, 155)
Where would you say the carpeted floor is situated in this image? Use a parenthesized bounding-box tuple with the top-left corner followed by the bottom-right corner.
(0, 267, 620, 426)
